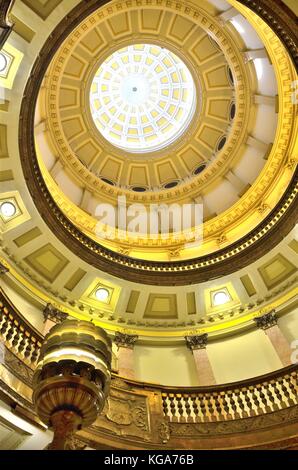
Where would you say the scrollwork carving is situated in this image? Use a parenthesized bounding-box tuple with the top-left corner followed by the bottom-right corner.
(169, 405, 298, 437)
(43, 303, 68, 324)
(114, 332, 138, 349)
(185, 333, 208, 350)
(254, 310, 278, 330)
(158, 420, 171, 443)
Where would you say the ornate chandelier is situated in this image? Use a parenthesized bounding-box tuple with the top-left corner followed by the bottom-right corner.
(32, 320, 112, 450)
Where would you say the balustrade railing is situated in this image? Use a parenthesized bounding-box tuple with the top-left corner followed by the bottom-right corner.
(0, 289, 42, 366)
(0, 287, 297, 428)
(160, 367, 298, 422)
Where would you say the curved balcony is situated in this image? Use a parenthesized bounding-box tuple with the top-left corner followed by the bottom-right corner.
(0, 288, 297, 450)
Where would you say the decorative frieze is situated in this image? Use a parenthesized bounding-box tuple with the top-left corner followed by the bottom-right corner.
(185, 333, 208, 350)
(43, 303, 68, 324)
(254, 310, 278, 330)
(0, 263, 9, 275)
(114, 332, 138, 349)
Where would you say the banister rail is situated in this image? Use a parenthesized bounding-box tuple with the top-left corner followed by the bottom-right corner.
(0, 287, 297, 422)
(160, 368, 298, 422)
(0, 288, 298, 449)
(0, 288, 42, 366)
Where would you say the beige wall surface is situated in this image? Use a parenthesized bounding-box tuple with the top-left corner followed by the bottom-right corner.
(134, 310, 298, 386)
(134, 344, 200, 386)
(0, 280, 44, 332)
(278, 308, 298, 343)
(208, 329, 282, 384)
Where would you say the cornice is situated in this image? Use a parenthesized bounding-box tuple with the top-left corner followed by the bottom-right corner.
(253, 309, 278, 330)
(0, 0, 14, 49)
(236, 0, 298, 70)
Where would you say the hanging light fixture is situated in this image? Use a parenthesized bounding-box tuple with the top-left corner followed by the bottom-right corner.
(33, 319, 112, 450)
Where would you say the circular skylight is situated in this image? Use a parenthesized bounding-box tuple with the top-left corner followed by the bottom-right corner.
(95, 288, 110, 302)
(0, 53, 7, 73)
(90, 44, 196, 153)
(0, 201, 16, 219)
(213, 291, 230, 306)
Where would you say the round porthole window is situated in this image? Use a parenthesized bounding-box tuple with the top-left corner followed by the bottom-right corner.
(0, 52, 7, 73)
(213, 291, 230, 306)
(0, 201, 17, 219)
(95, 288, 110, 302)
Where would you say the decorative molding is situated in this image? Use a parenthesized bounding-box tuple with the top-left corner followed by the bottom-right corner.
(0, 0, 15, 49)
(185, 333, 208, 350)
(0, 377, 34, 412)
(237, 0, 298, 68)
(111, 376, 133, 390)
(0, 262, 9, 275)
(158, 420, 171, 444)
(3, 347, 34, 386)
(169, 405, 298, 437)
(251, 435, 298, 450)
(114, 332, 138, 349)
(43, 303, 68, 324)
(257, 203, 270, 214)
(254, 310, 278, 330)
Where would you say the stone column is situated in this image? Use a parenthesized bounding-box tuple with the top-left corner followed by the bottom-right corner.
(254, 310, 292, 366)
(43, 303, 68, 335)
(114, 332, 138, 379)
(243, 48, 269, 63)
(217, 7, 239, 24)
(185, 334, 216, 386)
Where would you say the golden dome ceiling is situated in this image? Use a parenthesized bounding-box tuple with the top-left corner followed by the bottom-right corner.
(29, 0, 297, 272)
(0, 0, 297, 339)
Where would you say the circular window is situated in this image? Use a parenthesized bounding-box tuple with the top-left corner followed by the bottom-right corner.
(193, 163, 207, 175)
(0, 201, 16, 218)
(230, 102, 236, 120)
(90, 44, 196, 153)
(164, 180, 179, 189)
(101, 177, 115, 186)
(217, 136, 227, 151)
(95, 288, 110, 302)
(228, 67, 234, 86)
(132, 186, 147, 192)
(213, 291, 230, 306)
(0, 53, 7, 73)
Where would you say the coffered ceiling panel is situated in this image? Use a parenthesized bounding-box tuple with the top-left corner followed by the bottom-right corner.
(144, 294, 178, 319)
(24, 244, 69, 282)
(258, 254, 297, 290)
(21, 0, 63, 20)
